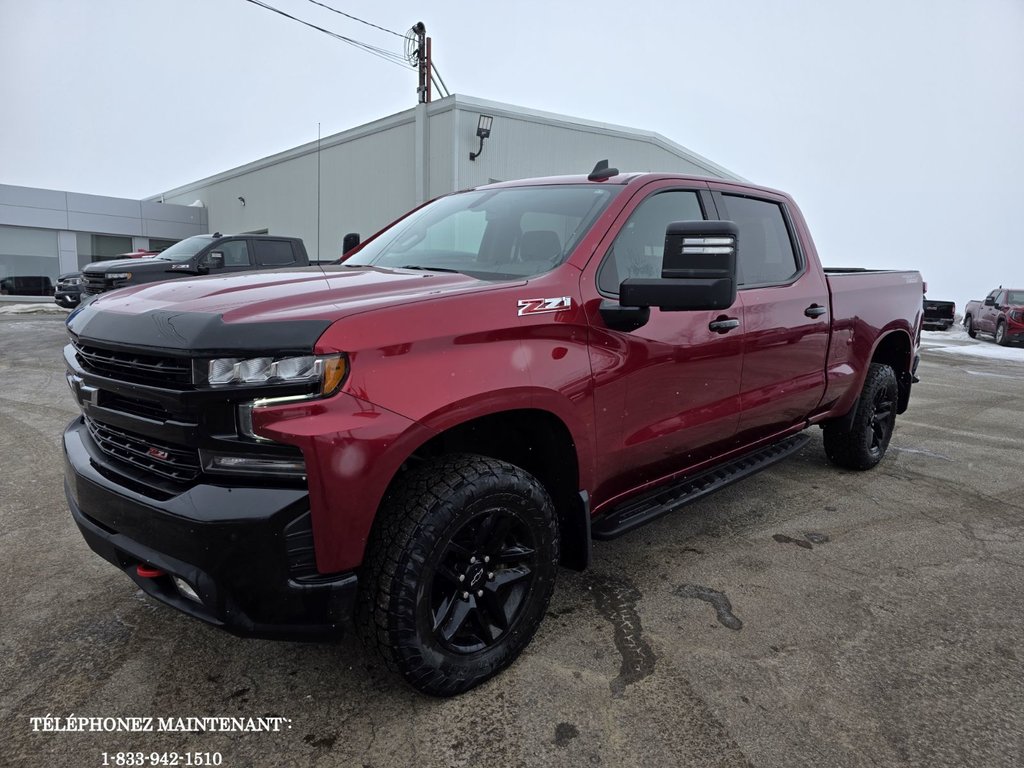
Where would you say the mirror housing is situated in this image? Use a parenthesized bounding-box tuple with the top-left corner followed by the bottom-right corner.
(619, 220, 738, 311)
(984, 296, 996, 307)
(342, 232, 361, 254)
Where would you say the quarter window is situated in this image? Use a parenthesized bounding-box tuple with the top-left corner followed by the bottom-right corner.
(719, 195, 799, 286)
(598, 190, 705, 295)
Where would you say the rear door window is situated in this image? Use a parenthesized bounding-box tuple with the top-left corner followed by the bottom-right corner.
(256, 240, 297, 266)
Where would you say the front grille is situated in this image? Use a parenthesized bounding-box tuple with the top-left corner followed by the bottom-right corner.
(85, 418, 201, 482)
(83, 274, 112, 294)
(71, 338, 193, 388)
(100, 391, 175, 422)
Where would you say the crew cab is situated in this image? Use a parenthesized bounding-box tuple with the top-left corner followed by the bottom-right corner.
(80, 233, 308, 300)
(964, 288, 1024, 346)
(62, 168, 923, 696)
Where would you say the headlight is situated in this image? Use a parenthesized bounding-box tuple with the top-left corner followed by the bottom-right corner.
(205, 353, 347, 394)
(106, 272, 132, 280)
(63, 277, 84, 286)
(1011, 310, 1022, 322)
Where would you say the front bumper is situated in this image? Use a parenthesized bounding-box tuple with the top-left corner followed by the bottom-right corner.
(64, 417, 357, 639)
(54, 291, 81, 308)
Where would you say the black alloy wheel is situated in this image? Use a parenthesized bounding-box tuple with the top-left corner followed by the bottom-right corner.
(965, 316, 976, 338)
(823, 362, 898, 470)
(866, 379, 896, 461)
(357, 454, 559, 696)
(430, 508, 539, 654)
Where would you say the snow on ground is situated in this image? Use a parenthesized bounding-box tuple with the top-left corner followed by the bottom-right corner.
(921, 326, 1024, 362)
(0, 303, 69, 315)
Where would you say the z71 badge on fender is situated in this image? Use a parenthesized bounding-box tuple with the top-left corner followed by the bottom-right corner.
(517, 296, 572, 316)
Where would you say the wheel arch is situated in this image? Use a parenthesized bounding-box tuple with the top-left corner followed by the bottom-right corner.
(381, 407, 591, 571)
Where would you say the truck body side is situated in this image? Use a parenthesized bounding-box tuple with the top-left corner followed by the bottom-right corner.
(62, 171, 923, 693)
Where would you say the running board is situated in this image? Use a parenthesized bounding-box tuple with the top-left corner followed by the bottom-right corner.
(591, 433, 811, 540)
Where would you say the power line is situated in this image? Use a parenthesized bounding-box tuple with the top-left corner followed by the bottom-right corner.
(240, 0, 410, 69)
(302, 0, 403, 38)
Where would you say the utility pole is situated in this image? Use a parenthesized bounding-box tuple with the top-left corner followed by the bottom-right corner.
(413, 22, 431, 103)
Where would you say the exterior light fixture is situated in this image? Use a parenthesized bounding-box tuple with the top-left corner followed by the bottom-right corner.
(238, 196, 246, 206)
(469, 114, 494, 161)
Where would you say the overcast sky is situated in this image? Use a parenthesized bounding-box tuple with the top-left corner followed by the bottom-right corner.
(1, 0, 1021, 307)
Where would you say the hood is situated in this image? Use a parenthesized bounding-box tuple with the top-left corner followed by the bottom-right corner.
(68, 266, 519, 352)
(83, 257, 169, 273)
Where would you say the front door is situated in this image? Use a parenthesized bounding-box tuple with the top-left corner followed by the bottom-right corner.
(581, 183, 744, 507)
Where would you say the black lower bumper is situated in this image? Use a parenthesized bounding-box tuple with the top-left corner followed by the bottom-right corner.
(64, 418, 357, 640)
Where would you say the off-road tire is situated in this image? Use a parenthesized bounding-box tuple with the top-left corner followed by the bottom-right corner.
(356, 454, 559, 697)
(995, 321, 1010, 346)
(823, 363, 898, 470)
(965, 315, 976, 338)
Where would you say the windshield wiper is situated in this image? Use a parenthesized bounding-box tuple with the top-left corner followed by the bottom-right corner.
(399, 265, 462, 274)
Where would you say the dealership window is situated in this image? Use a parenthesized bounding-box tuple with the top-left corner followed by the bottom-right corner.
(0, 225, 59, 296)
(76, 233, 133, 267)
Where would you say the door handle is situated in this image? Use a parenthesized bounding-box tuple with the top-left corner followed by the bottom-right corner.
(708, 317, 740, 333)
(804, 304, 827, 318)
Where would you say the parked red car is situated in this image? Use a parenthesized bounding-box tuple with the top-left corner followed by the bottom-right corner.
(63, 168, 924, 695)
(964, 288, 1024, 345)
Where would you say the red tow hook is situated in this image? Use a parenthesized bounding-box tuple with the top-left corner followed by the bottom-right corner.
(136, 564, 165, 578)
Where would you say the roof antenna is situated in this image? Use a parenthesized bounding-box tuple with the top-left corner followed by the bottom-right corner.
(588, 159, 619, 181)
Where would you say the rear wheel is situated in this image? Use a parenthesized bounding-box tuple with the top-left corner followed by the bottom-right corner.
(995, 321, 1010, 346)
(357, 454, 559, 696)
(965, 315, 976, 338)
(823, 363, 898, 470)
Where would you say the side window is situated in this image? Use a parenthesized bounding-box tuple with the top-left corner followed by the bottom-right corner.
(256, 240, 296, 266)
(218, 240, 251, 268)
(720, 195, 799, 286)
(598, 190, 704, 295)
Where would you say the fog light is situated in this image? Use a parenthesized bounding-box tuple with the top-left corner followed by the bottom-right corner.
(200, 450, 307, 477)
(173, 576, 201, 603)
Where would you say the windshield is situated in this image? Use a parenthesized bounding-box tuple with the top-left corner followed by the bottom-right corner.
(157, 236, 216, 262)
(344, 185, 620, 279)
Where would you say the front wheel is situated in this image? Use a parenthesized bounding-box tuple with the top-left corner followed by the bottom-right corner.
(823, 363, 898, 470)
(965, 315, 977, 338)
(356, 455, 559, 696)
(995, 321, 1010, 346)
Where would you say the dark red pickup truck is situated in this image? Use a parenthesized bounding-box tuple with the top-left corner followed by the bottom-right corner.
(63, 169, 923, 695)
(964, 288, 1024, 345)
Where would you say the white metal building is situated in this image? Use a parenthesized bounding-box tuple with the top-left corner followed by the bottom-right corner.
(155, 94, 741, 262)
(0, 94, 739, 300)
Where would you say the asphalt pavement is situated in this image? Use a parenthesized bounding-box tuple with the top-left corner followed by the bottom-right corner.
(2, 315, 1022, 768)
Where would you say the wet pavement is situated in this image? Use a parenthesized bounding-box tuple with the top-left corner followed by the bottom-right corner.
(2, 316, 1022, 767)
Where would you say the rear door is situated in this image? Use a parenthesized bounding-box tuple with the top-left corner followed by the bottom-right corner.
(711, 188, 830, 446)
(581, 181, 744, 505)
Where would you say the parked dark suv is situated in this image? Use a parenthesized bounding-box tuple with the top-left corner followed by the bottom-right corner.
(80, 233, 309, 300)
(54, 272, 86, 308)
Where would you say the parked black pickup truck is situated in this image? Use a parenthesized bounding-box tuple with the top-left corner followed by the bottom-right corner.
(81, 234, 308, 300)
(922, 297, 955, 330)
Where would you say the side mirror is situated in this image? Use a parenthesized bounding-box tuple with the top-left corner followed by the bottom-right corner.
(984, 296, 996, 307)
(203, 252, 225, 271)
(619, 220, 738, 312)
(342, 233, 361, 254)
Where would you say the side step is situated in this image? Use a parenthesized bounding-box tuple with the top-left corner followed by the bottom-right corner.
(591, 433, 811, 540)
